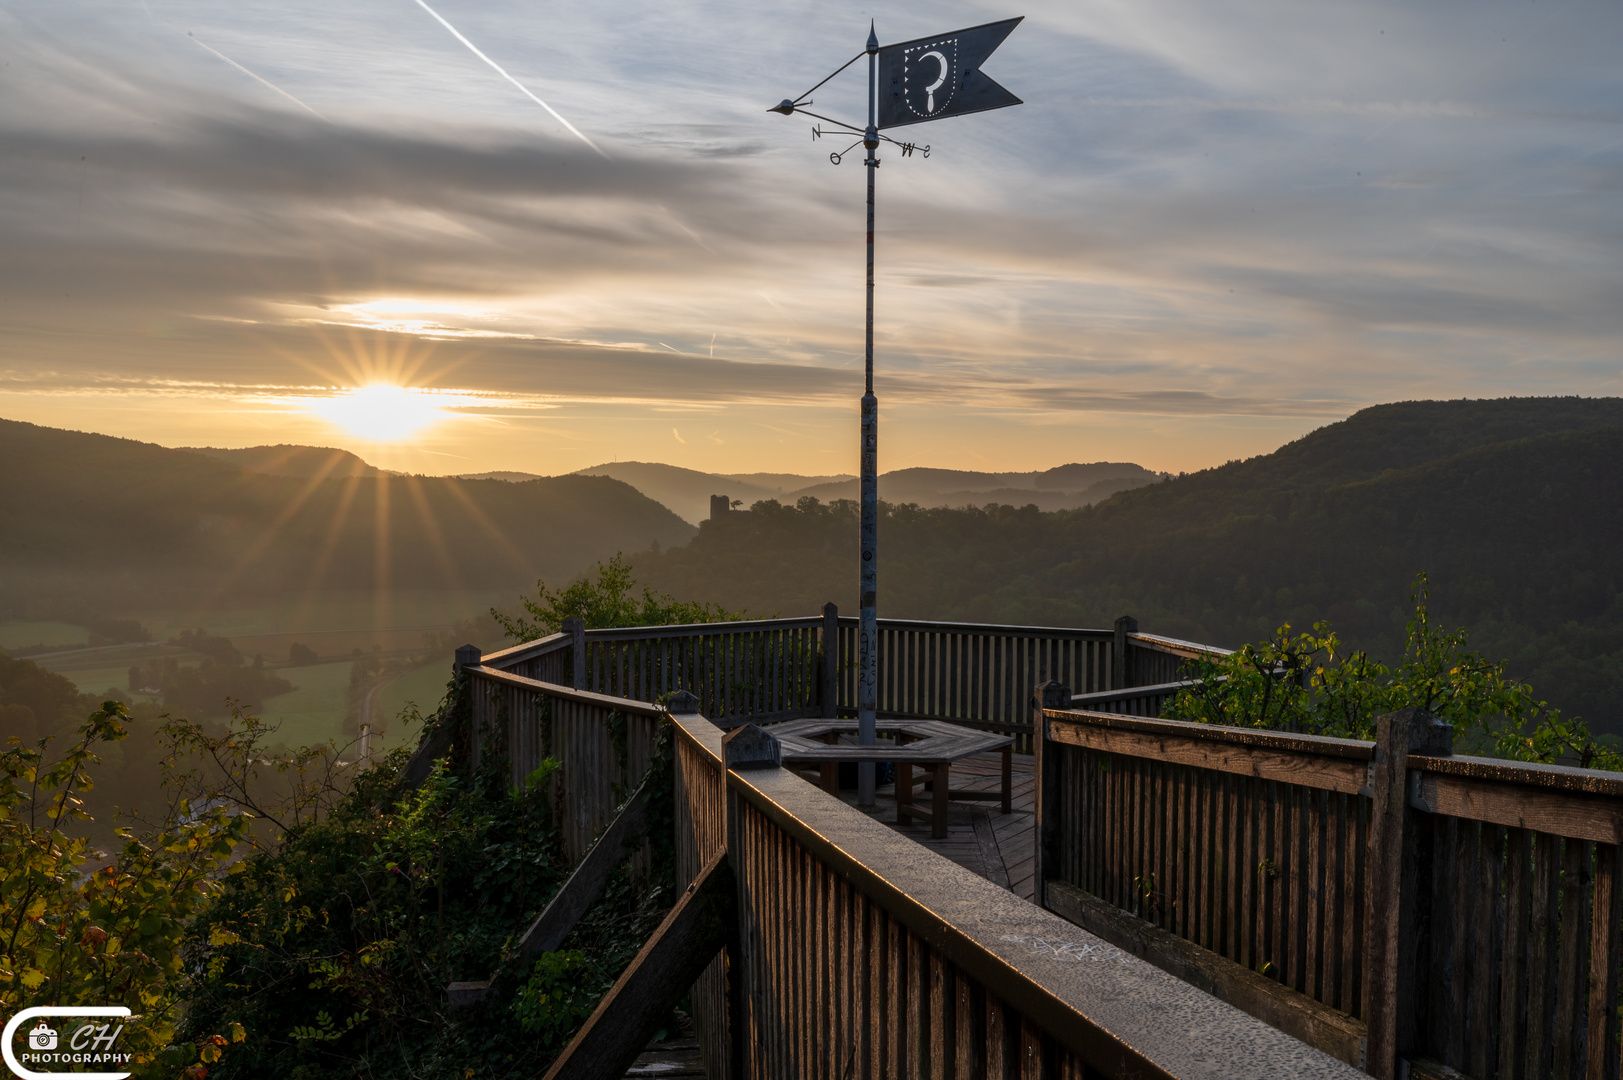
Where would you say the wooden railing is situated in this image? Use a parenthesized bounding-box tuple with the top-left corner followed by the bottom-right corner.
(668, 707, 1365, 1080)
(831, 617, 1113, 742)
(1068, 678, 1200, 717)
(464, 665, 664, 862)
(1034, 698, 1623, 1080)
(474, 609, 1221, 752)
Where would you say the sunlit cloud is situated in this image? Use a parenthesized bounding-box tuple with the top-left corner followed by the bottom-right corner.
(313, 298, 539, 340)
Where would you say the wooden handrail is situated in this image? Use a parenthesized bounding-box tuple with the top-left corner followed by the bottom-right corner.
(479, 630, 569, 669)
(837, 615, 1114, 639)
(1069, 679, 1201, 706)
(1046, 706, 1623, 813)
(582, 616, 823, 641)
(1126, 631, 1233, 660)
(463, 665, 669, 719)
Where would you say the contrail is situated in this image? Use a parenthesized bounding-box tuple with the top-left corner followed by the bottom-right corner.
(140, 0, 328, 121)
(411, 0, 607, 158)
(183, 32, 329, 121)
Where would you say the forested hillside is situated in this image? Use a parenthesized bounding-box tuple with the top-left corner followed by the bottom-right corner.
(183, 443, 384, 478)
(636, 398, 1623, 732)
(0, 419, 694, 612)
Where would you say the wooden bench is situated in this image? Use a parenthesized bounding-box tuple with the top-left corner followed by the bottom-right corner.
(766, 718, 1014, 839)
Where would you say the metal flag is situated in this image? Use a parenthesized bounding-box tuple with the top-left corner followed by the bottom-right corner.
(876, 17, 1023, 129)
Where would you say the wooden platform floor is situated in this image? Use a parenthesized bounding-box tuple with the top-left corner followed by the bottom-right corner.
(829, 751, 1037, 902)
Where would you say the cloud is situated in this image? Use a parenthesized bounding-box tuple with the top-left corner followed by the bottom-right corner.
(0, 0, 1620, 470)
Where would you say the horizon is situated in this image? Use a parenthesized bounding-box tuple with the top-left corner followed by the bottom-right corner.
(4, 1, 1621, 475)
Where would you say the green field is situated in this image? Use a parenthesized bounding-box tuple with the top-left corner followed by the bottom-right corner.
(371, 660, 453, 752)
(0, 620, 91, 650)
(126, 590, 507, 641)
(255, 662, 354, 750)
(30, 642, 178, 697)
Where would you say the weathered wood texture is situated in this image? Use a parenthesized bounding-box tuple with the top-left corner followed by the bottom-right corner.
(681, 713, 1364, 1080)
(832, 618, 1116, 751)
(1040, 705, 1623, 1080)
(543, 849, 737, 1080)
(516, 784, 649, 959)
(465, 668, 664, 862)
(1046, 879, 1367, 1068)
(674, 714, 731, 1080)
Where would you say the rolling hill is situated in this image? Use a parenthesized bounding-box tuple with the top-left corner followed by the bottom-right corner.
(183, 444, 384, 479)
(633, 398, 1623, 732)
(0, 418, 695, 614)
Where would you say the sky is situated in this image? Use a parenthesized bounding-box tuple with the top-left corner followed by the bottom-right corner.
(2, 0, 1620, 477)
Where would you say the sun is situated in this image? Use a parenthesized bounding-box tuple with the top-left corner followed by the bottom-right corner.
(308, 385, 448, 442)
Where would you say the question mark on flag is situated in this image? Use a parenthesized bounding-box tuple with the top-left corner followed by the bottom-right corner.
(920, 50, 948, 112)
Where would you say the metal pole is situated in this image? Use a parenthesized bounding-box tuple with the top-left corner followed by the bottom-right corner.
(857, 21, 880, 806)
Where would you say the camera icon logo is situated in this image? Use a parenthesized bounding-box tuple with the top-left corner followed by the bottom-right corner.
(5, 1006, 131, 1079)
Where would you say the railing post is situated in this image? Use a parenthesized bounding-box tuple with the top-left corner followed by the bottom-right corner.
(1112, 615, 1138, 690)
(666, 690, 701, 716)
(821, 602, 838, 719)
(565, 616, 587, 689)
(1363, 706, 1452, 1080)
(723, 724, 781, 1079)
(1032, 680, 1071, 908)
(455, 643, 484, 770)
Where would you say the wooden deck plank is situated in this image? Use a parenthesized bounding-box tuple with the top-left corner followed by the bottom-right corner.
(837, 751, 1037, 898)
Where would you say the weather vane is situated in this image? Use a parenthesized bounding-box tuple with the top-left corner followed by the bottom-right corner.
(770, 17, 1023, 806)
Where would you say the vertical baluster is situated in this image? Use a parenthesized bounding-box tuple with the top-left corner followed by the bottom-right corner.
(909, 934, 930, 1080)
(1555, 839, 1593, 1079)
(1221, 773, 1238, 961)
(1444, 819, 1477, 1067)
(1303, 787, 1324, 1001)
(1260, 781, 1279, 982)
(1157, 760, 1172, 932)
(1173, 764, 1188, 941)
(1190, 769, 1207, 949)
(1527, 832, 1560, 1079)
(1585, 843, 1621, 1080)
(887, 916, 905, 1080)
(955, 968, 983, 1080)
(1298, 782, 1324, 993)
(1471, 824, 1506, 1080)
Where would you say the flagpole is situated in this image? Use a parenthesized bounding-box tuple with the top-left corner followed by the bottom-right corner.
(857, 21, 880, 806)
(769, 14, 1023, 808)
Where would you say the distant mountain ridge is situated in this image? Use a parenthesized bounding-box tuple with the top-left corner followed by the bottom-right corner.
(574, 460, 1160, 524)
(0, 419, 694, 613)
(183, 444, 383, 479)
